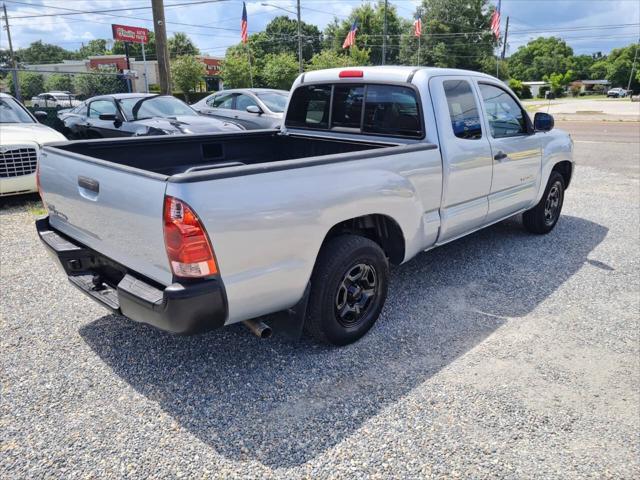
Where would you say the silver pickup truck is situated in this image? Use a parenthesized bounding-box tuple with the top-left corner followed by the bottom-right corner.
(36, 66, 573, 346)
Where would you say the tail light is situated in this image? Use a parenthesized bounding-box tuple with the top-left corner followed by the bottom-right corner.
(339, 70, 363, 78)
(163, 196, 218, 278)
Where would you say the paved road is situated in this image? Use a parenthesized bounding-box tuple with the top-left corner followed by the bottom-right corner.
(1, 123, 638, 478)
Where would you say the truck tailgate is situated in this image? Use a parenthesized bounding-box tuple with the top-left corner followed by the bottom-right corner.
(39, 146, 172, 286)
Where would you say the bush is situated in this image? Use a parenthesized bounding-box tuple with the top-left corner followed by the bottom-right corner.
(7, 71, 45, 99)
(44, 74, 74, 93)
(73, 71, 127, 98)
(171, 55, 205, 102)
(507, 79, 532, 99)
(537, 85, 550, 99)
(570, 85, 580, 97)
(261, 53, 299, 90)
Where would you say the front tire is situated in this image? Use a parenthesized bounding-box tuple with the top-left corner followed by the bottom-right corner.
(523, 171, 565, 234)
(305, 235, 389, 346)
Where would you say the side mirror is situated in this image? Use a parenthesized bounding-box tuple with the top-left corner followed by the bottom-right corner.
(34, 111, 47, 121)
(99, 113, 118, 121)
(246, 105, 262, 114)
(534, 112, 554, 132)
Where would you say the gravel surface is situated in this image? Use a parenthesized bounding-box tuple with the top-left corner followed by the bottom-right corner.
(1, 124, 639, 478)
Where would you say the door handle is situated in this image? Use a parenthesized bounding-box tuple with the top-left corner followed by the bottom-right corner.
(78, 176, 99, 193)
(494, 151, 508, 161)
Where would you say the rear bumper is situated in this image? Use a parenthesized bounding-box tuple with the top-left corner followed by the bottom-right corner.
(36, 216, 227, 334)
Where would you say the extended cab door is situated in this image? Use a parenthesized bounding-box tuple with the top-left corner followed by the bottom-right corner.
(429, 76, 493, 242)
(475, 81, 542, 222)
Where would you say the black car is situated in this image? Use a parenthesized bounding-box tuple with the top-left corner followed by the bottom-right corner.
(58, 93, 244, 139)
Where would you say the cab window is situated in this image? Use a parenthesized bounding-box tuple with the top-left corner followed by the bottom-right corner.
(479, 83, 528, 138)
(443, 80, 482, 140)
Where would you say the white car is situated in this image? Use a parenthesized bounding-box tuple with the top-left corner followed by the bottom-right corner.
(0, 92, 67, 197)
(606, 87, 628, 98)
(31, 91, 81, 109)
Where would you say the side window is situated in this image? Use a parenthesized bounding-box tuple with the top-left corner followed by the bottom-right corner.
(285, 85, 332, 128)
(88, 100, 117, 118)
(331, 85, 364, 129)
(210, 93, 234, 109)
(479, 83, 527, 138)
(443, 80, 482, 140)
(235, 94, 258, 111)
(363, 85, 421, 137)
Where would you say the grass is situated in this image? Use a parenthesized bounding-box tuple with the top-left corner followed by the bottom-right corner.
(27, 202, 47, 216)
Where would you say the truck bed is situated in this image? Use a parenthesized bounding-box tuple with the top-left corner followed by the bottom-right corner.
(49, 130, 392, 177)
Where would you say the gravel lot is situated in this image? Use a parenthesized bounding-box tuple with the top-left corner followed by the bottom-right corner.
(1, 122, 639, 478)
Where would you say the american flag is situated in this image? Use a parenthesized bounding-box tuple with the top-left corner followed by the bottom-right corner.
(342, 21, 358, 49)
(413, 14, 422, 37)
(241, 1, 248, 44)
(490, 0, 501, 39)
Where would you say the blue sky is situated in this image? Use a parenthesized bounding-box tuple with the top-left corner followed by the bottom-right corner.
(1, 0, 639, 59)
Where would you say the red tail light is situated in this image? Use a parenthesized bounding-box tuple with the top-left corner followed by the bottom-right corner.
(339, 70, 363, 78)
(163, 196, 218, 278)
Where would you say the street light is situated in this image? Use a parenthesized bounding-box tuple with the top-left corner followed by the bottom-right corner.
(261, 1, 303, 73)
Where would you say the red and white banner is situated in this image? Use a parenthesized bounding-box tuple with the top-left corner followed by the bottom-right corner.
(111, 24, 150, 44)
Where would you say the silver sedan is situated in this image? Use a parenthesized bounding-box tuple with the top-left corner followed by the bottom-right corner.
(191, 88, 289, 130)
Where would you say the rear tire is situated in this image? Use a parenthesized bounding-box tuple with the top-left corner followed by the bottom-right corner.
(523, 171, 565, 234)
(305, 235, 389, 346)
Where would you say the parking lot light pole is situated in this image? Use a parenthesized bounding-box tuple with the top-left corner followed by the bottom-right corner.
(2, 3, 21, 101)
(261, 2, 303, 73)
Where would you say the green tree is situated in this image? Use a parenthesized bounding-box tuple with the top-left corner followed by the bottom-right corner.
(399, 0, 496, 72)
(44, 74, 74, 92)
(112, 32, 156, 60)
(604, 44, 639, 89)
(508, 79, 532, 99)
(261, 53, 299, 90)
(572, 54, 595, 80)
(16, 41, 76, 64)
(168, 33, 200, 59)
(306, 50, 351, 71)
(171, 55, 205, 101)
(508, 37, 574, 81)
(220, 53, 253, 88)
(543, 70, 575, 96)
(7, 72, 44, 98)
(589, 60, 608, 80)
(77, 39, 109, 58)
(73, 70, 127, 98)
(253, 15, 323, 63)
(325, 2, 406, 65)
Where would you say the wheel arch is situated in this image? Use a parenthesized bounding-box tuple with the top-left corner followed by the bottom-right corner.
(321, 214, 406, 265)
(552, 160, 573, 189)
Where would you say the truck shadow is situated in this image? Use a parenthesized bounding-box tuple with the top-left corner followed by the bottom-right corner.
(79, 215, 608, 468)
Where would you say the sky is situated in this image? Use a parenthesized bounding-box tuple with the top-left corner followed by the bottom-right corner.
(1, 0, 639, 60)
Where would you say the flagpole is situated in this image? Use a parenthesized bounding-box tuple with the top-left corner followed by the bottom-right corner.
(246, 44, 254, 88)
(418, 36, 421, 66)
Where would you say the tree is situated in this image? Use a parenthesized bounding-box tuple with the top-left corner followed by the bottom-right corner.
(325, 2, 406, 65)
(252, 16, 323, 63)
(16, 41, 75, 64)
(508, 79, 532, 99)
(73, 70, 127, 98)
(7, 72, 44, 98)
(543, 70, 575, 96)
(77, 39, 109, 58)
(306, 47, 371, 71)
(112, 32, 156, 60)
(603, 44, 639, 89)
(261, 53, 299, 90)
(44, 74, 74, 92)
(220, 53, 253, 88)
(572, 54, 595, 80)
(508, 37, 574, 81)
(399, 0, 496, 72)
(171, 55, 205, 101)
(168, 33, 200, 59)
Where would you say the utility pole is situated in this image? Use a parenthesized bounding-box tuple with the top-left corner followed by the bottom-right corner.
(2, 3, 20, 101)
(627, 40, 639, 93)
(296, 0, 302, 73)
(381, 0, 388, 65)
(151, 0, 171, 94)
(501, 16, 509, 60)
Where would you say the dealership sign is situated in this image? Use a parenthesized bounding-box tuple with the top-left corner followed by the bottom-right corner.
(111, 24, 149, 44)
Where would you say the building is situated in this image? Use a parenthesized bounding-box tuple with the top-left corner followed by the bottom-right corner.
(522, 81, 548, 98)
(571, 79, 611, 93)
(22, 54, 224, 94)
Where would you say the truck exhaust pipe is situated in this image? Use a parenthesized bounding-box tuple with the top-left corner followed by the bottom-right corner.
(243, 319, 272, 339)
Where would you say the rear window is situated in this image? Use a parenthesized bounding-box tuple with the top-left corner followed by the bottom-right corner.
(285, 83, 422, 138)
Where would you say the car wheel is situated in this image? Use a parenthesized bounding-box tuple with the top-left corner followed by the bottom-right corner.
(305, 235, 389, 346)
(523, 171, 565, 234)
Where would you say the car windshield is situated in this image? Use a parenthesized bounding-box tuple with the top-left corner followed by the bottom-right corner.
(0, 97, 34, 124)
(118, 96, 198, 120)
(256, 92, 288, 113)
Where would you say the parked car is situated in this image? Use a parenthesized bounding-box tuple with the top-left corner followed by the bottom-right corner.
(31, 91, 81, 109)
(58, 93, 243, 139)
(0, 92, 66, 196)
(36, 66, 574, 346)
(607, 87, 628, 98)
(192, 88, 289, 129)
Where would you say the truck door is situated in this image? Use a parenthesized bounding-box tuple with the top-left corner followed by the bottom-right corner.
(429, 76, 493, 242)
(475, 82, 542, 222)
